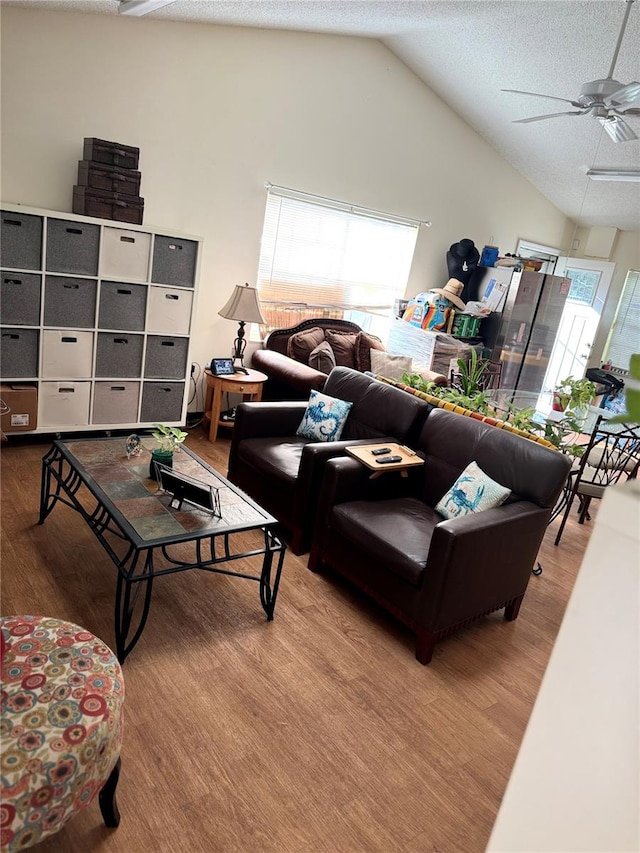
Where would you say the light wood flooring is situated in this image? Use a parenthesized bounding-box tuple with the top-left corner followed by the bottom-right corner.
(0, 428, 591, 852)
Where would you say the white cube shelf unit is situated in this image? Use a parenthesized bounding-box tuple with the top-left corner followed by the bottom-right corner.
(0, 203, 201, 434)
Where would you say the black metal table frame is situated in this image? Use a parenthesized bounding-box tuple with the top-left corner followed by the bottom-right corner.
(39, 441, 286, 664)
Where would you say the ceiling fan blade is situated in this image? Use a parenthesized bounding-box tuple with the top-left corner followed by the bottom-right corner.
(597, 115, 638, 142)
(608, 81, 640, 109)
(502, 89, 583, 107)
(513, 111, 586, 124)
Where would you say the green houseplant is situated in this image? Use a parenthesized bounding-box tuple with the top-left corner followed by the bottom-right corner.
(149, 423, 188, 479)
(552, 376, 597, 413)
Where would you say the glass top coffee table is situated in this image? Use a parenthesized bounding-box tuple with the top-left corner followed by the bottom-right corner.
(39, 436, 286, 663)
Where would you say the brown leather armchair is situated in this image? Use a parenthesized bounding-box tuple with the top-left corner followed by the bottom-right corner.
(308, 409, 572, 664)
(227, 367, 432, 554)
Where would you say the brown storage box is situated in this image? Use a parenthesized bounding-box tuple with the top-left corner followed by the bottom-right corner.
(73, 186, 144, 225)
(77, 160, 141, 196)
(83, 137, 140, 170)
(0, 383, 38, 432)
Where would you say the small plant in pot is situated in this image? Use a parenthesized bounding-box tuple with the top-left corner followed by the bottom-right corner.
(149, 423, 188, 479)
(552, 376, 597, 417)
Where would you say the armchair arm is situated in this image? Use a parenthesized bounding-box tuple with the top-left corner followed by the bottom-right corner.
(232, 401, 308, 441)
(251, 349, 327, 395)
(419, 501, 550, 630)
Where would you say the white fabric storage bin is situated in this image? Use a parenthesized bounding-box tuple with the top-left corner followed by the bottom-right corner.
(41, 330, 93, 378)
(100, 227, 151, 282)
(40, 381, 91, 427)
(147, 286, 193, 335)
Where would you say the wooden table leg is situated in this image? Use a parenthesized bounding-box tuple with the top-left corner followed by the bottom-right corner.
(209, 379, 223, 443)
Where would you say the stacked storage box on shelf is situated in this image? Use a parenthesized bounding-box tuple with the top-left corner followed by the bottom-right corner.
(0, 203, 201, 435)
(73, 138, 144, 225)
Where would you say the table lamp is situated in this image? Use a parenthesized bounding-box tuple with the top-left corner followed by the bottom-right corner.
(218, 282, 265, 374)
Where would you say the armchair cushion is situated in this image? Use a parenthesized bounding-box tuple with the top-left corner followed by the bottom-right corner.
(333, 497, 440, 586)
(435, 460, 511, 519)
(296, 390, 353, 441)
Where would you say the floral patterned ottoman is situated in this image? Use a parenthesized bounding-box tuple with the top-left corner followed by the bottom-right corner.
(0, 616, 124, 852)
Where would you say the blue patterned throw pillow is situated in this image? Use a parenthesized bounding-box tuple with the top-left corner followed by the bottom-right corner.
(436, 461, 511, 519)
(296, 390, 353, 442)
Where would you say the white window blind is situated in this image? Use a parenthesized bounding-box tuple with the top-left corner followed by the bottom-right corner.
(605, 269, 640, 371)
(256, 188, 419, 333)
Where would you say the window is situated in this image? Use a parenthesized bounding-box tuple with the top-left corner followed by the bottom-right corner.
(565, 267, 601, 306)
(604, 269, 640, 372)
(256, 187, 419, 337)
(515, 239, 561, 275)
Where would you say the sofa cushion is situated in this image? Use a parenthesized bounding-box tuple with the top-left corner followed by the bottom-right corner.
(435, 460, 511, 519)
(370, 350, 413, 381)
(296, 390, 353, 441)
(325, 329, 359, 368)
(332, 497, 440, 586)
(287, 326, 326, 363)
(354, 331, 386, 372)
(238, 436, 307, 482)
(308, 341, 337, 375)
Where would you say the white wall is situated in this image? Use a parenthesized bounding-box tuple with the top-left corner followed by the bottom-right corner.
(1, 7, 572, 381)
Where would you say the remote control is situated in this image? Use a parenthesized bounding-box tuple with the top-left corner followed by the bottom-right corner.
(371, 447, 392, 456)
(375, 455, 403, 465)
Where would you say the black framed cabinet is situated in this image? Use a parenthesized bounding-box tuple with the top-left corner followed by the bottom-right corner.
(0, 203, 201, 434)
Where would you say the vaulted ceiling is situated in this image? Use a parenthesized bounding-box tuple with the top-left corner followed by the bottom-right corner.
(4, 0, 640, 231)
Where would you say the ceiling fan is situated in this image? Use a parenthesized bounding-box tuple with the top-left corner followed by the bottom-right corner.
(503, 0, 640, 142)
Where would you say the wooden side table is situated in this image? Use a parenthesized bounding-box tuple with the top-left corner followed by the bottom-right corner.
(204, 368, 268, 442)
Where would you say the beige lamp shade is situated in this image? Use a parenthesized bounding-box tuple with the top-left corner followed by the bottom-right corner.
(218, 283, 265, 325)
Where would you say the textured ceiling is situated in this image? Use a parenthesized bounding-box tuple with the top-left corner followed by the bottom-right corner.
(3, 0, 640, 231)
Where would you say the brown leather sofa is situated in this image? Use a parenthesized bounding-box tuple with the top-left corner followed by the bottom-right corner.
(251, 318, 447, 401)
(308, 408, 572, 664)
(227, 367, 432, 554)
(251, 319, 364, 400)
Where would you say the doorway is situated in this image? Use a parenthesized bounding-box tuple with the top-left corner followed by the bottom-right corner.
(543, 257, 615, 392)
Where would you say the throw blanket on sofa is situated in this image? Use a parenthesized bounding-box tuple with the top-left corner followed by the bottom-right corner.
(377, 376, 557, 450)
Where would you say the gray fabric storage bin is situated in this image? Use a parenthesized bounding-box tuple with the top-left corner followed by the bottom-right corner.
(92, 381, 140, 424)
(98, 281, 147, 331)
(0, 211, 43, 270)
(46, 218, 100, 276)
(1, 328, 39, 378)
(144, 335, 188, 379)
(95, 332, 144, 377)
(140, 381, 184, 423)
(1, 272, 41, 326)
(151, 235, 197, 288)
(44, 276, 97, 328)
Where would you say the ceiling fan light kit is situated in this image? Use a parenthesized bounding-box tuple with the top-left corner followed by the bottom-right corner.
(504, 0, 640, 143)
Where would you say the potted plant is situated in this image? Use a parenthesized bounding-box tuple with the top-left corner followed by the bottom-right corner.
(149, 423, 188, 479)
(551, 376, 597, 422)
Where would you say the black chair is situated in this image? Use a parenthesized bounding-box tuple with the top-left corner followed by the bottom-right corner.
(554, 415, 640, 545)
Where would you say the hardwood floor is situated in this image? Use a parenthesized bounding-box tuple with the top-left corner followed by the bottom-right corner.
(0, 428, 592, 852)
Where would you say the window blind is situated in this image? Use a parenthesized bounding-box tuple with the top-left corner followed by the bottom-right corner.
(605, 269, 640, 371)
(256, 190, 419, 332)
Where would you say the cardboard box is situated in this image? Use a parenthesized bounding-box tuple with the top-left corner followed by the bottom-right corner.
(0, 384, 38, 433)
